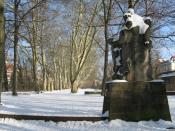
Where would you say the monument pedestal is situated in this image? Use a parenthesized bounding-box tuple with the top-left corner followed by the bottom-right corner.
(102, 80, 171, 121)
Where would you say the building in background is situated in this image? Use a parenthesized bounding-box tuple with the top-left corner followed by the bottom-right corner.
(6, 62, 13, 84)
(156, 56, 175, 91)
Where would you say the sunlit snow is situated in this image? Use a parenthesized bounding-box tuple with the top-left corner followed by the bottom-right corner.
(0, 89, 175, 131)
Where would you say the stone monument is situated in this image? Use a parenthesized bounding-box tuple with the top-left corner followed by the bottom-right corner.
(108, 8, 153, 81)
(103, 8, 171, 121)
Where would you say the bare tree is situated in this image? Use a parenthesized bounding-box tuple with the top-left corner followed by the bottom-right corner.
(0, 0, 5, 103)
(12, 0, 20, 96)
(101, 0, 112, 94)
(5, 0, 47, 94)
(69, 0, 100, 93)
(3, 0, 174, 93)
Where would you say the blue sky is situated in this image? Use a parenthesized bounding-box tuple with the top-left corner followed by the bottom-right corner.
(160, 47, 175, 60)
(158, 25, 175, 59)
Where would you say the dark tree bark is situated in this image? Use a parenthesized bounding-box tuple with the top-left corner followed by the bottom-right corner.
(3, 54, 8, 91)
(11, 0, 46, 94)
(128, 0, 134, 8)
(2, 10, 8, 91)
(0, 0, 5, 103)
(12, 0, 20, 96)
(101, 0, 112, 95)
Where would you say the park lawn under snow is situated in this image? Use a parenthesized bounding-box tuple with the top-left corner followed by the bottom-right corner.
(0, 89, 175, 130)
(0, 89, 103, 117)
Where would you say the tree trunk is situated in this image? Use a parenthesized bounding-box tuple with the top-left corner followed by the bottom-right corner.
(12, 27, 18, 95)
(144, 0, 148, 16)
(31, 15, 39, 93)
(41, 34, 47, 91)
(12, 0, 19, 96)
(32, 44, 39, 92)
(31, 2, 39, 93)
(2, 17, 8, 91)
(3, 59, 8, 91)
(18, 64, 25, 90)
(128, 0, 134, 8)
(0, 0, 5, 103)
(53, 56, 58, 90)
(101, 0, 112, 95)
(58, 66, 61, 90)
(69, 1, 98, 93)
(70, 81, 77, 93)
(46, 74, 49, 91)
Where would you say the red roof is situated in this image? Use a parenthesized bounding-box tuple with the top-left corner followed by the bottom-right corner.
(6, 64, 13, 71)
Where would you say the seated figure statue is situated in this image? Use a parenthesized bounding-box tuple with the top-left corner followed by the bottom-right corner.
(108, 8, 153, 81)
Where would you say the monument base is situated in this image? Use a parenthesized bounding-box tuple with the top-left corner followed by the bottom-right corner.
(102, 80, 171, 121)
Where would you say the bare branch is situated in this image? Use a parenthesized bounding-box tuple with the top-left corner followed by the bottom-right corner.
(114, 0, 124, 14)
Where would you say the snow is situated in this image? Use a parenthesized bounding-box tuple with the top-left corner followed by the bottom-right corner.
(0, 89, 103, 117)
(0, 89, 175, 130)
(0, 118, 174, 131)
(123, 8, 149, 34)
(159, 72, 175, 78)
(102, 111, 109, 117)
(106, 80, 128, 83)
(106, 80, 165, 83)
(150, 79, 164, 82)
(167, 96, 175, 121)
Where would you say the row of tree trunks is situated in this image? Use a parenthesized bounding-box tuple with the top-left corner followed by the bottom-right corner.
(1, 0, 174, 94)
(7, 0, 48, 94)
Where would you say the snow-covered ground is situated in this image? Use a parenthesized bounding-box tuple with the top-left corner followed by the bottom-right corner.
(0, 89, 103, 117)
(0, 89, 175, 131)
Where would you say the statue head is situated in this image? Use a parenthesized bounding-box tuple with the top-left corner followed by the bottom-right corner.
(123, 9, 135, 29)
(123, 8, 150, 34)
